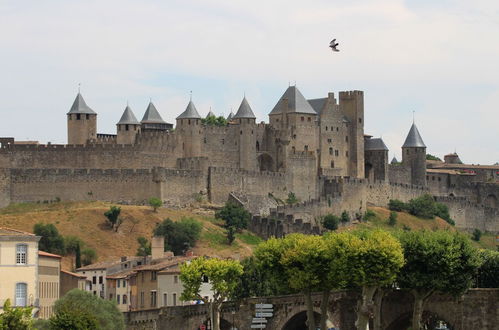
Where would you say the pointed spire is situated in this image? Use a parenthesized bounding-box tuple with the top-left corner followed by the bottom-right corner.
(177, 100, 201, 119)
(234, 97, 256, 119)
(227, 110, 234, 121)
(117, 105, 140, 125)
(270, 86, 316, 115)
(141, 102, 166, 124)
(67, 92, 96, 115)
(391, 156, 399, 164)
(402, 123, 426, 148)
(206, 108, 215, 118)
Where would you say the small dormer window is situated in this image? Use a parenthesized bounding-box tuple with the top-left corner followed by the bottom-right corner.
(76, 114, 81, 120)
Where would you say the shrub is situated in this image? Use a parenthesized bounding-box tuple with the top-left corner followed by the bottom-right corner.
(285, 192, 298, 205)
(388, 199, 407, 212)
(154, 217, 202, 255)
(104, 206, 122, 231)
(148, 197, 162, 212)
(215, 202, 251, 232)
(363, 210, 376, 222)
(388, 211, 397, 226)
(472, 229, 482, 241)
(322, 214, 340, 231)
(407, 194, 437, 219)
(34, 223, 65, 255)
(340, 211, 350, 223)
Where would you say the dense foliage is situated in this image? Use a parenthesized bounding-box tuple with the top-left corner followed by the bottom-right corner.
(153, 217, 202, 255)
(201, 116, 227, 126)
(51, 289, 124, 330)
(475, 249, 499, 288)
(388, 195, 455, 225)
(34, 223, 65, 255)
(322, 214, 340, 230)
(215, 202, 251, 232)
(0, 299, 33, 330)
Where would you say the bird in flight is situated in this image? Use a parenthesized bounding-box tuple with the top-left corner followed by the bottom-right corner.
(329, 38, 339, 52)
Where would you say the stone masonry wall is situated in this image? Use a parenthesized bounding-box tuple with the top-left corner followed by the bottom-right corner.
(0, 168, 10, 208)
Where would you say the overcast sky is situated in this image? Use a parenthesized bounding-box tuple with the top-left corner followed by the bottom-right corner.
(0, 0, 498, 164)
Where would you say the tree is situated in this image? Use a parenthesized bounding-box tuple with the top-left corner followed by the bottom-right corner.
(136, 237, 151, 256)
(215, 202, 251, 232)
(286, 192, 298, 204)
(388, 211, 397, 226)
(476, 249, 499, 288)
(202, 115, 227, 126)
(81, 248, 97, 266)
(226, 226, 236, 245)
(154, 217, 202, 255)
(104, 206, 122, 231)
(75, 242, 82, 269)
(397, 230, 481, 330)
(180, 257, 243, 330)
(322, 214, 339, 231)
(34, 223, 65, 255)
(51, 289, 124, 330)
(233, 256, 281, 299)
(148, 197, 162, 212)
(407, 194, 437, 219)
(350, 230, 405, 330)
(0, 299, 33, 330)
(64, 236, 85, 270)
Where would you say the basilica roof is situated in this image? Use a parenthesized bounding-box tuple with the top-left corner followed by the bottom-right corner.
(67, 93, 96, 115)
(117, 105, 140, 125)
(141, 102, 166, 124)
(270, 86, 317, 115)
(233, 97, 256, 119)
(176, 100, 201, 119)
(402, 123, 426, 148)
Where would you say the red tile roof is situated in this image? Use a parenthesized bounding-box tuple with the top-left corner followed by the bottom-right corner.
(38, 250, 62, 258)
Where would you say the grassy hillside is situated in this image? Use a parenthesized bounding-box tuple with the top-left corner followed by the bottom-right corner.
(0, 201, 262, 271)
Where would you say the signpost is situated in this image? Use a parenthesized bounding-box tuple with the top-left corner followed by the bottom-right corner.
(251, 303, 274, 329)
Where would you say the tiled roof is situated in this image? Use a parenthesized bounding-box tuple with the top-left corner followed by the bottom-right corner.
(38, 250, 62, 258)
(0, 227, 35, 236)
(141, 102, 166, 124)
(402, 124, 426, 148)
(67, 93, 96, 115)
(133, 256, 192, 272)
(117, 106, 140, 125)
(106, 269, 137, 279)
(233, 97, 256, 119)
(61, 269, 87, 278)
(176, 101, 201, 119)
(270, 86, 316, 115)
(307, 98, 327, 114)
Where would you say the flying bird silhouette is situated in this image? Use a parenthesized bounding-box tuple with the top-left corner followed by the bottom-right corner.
(329, 39, 339, 52)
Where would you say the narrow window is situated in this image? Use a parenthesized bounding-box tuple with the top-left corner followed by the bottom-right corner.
(188, 119, 191, 125)
(329, 147, 333, 155)
(117, 294, 120, 304)
(336, 127, 339, 131)
(304, 145, 308, 151)
(256, 141, 260, 151)
(292, 146, 295, 154)
(117, 280, 120, 288)
(125, 124, 129, 131)
(331, 161, 334, 168)
(346, 151, 349, 157)
(345, 136, 348, 142)
(16, 244, 27, 265)
(359, 118, 362, 123)
(151, 271, 157, 281)
(325, 126, 328, 131)
(99, 276, 103, 284)
(174, 275, 178, 284)
(307, 117, 311, 122)
(222, 139, 224, 145)
(123, 280, 126, 287)
(86, 114, 89, 120)
(173, 293, 177, 306)
(123, 294, 127, 305)
(335, 150, 339, 157)
(15, 283, 27, 307)
(76, 114, 81, 120)
(301, 116, 304, 121)
(140, 292, 144, 307)
(163, 293, 168, 306)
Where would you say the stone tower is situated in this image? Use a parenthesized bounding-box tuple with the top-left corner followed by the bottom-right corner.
(176, 100, 202, 158)
(116, 105, 140, 144)
(364, 137, 389, 181)
(234, 97, 257, 171)
(339, 91, 365, 178)
(402, 123, 427, 186)
(67, 93, 97, 145)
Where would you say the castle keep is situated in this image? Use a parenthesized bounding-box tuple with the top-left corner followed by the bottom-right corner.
(0, 86, 497, 233)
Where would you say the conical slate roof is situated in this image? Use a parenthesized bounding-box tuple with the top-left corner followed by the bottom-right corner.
(141, 102, 166, 124)
(270, 86, 316, 115)
(234, 97, 256, 119)
(308, 98, 327, 114)
(117, 105, 140, 125)
(365, 138, 389, 151)
(402, 123, 426, 148)
(227, 111, 234, 121)
(67, 93, 96, 115)
(206, 110, 215, 118)
(391, 156, 399, 164)
(176, 100, 201, 119)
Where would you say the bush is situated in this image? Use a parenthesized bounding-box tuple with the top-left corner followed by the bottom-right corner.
(215, 202, 251, 232)
(340, 211, 350, 223)
(34, 223, 65, 255)
(154, 217, 202, 255)
(472, 229, 482, 241)
(0, 299, 33, 329)
(363, 210, 376, 222)
(148, 197, 162, 212)
(388, 211, 397, 226)
(407, 194, 437, 219)
(388, 199, 407, 212)
(285, 192, 298, 205)
(322, 214, 340, 231)
(104, 206, 122, 231)
(51, 289, 124, 330)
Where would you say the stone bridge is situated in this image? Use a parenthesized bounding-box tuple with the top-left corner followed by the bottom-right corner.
(125, 289, 497, 330)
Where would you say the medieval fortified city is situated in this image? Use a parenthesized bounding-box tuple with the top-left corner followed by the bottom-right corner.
(0, 2, 497, 330)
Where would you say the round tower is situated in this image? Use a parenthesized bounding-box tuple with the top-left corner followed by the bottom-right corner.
(176, 100, 202, 158)
(401, 123, 427, 186)
(116, 105, 140, 144)
(234, 97, 257, 171)
(67, 93, 97, 145)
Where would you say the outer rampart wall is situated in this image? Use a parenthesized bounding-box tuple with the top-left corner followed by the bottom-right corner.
(155, 168, 206, 205)
(0, 168, 10, 208)
(364, 181, 428, 207)
(9, 168, 159, 204)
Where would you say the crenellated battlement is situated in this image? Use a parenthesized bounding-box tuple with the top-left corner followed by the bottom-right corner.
(208, 166, 285, 178)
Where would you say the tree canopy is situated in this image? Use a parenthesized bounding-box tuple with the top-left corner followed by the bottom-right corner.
(215, 202, 251, 232)
(34, 223, 65, 255)
(153, 217, 202, 255)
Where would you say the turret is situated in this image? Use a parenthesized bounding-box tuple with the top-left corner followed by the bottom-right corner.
(234, 97, 257, 171)
(402, 123, 427, 186)
(176, 100, 202, 157)
(67, 93, 97, 145)
(140, 102, 172, 131)
(116, 105, 140, 144)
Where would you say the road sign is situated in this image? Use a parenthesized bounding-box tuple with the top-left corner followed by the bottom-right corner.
(255, 312, 273, 318)
(255, 308, 273, 313)
(252, 318, 267, 323)
(250, 325, 266, 329)
(255, 303, 273, 309)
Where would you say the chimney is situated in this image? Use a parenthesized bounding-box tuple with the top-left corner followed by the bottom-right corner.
(151, 236, 164, 260)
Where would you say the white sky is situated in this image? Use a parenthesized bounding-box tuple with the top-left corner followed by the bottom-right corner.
(0, 0, 498, 164)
